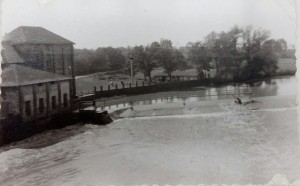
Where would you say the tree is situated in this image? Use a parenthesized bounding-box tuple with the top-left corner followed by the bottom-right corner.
(277, 39, 287, 51)
(132, 45, 156, 80)
(149, 41, 162, 67)
(74, 49, 98, 75)
(187, 25, 279, 80)
(240, 26, 278, 78)
(103, 47, 126, 71)
(214, 26, 243, 79)
(74, 47, 127, 75)
(160, 47, 176, 79)
(187, 42, 211, 78)
(174, 50, 187, 70)
(159, 39, 187, 79)
(94, 48, 109, 70)
(160, 39, 173, 49)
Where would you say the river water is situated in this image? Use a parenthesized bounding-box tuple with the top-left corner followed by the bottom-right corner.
(0, 76, 299, 185)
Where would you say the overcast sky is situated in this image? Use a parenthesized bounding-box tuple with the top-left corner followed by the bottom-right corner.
(1, 0, 297, 49)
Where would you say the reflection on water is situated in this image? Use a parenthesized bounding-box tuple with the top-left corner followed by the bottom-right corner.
(99, 76, 296, 111)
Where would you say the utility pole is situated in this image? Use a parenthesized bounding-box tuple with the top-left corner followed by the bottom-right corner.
(129, 53, 133, 84)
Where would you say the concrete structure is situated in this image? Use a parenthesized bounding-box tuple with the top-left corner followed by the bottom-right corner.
(1, 26, 75, 123)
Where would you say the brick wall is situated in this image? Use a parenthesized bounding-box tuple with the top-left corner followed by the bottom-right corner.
(14, 44, 73, 77)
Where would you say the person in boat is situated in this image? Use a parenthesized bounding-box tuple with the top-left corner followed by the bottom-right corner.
(235, 97, 242, 104)
(233, 95, 256, 105)
(233, 95, 242, 104)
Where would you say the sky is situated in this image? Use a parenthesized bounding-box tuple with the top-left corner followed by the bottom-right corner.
(1, 0, 297, 49)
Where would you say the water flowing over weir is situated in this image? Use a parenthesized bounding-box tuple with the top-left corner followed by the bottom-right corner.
(0, 76, 299, 185)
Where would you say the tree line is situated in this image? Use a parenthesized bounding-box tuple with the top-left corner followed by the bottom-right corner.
(74, 25, 295, 81)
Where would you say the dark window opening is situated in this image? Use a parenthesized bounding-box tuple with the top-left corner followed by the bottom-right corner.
(25, 101, 31, 116)
(63, 93, 68, 108)
(37, 83, 43, 86)
(39, 98, 44, 113)
(51, 96, 56, 110)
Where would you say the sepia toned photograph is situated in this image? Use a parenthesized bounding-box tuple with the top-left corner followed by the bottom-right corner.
(0, 0, 299, 185)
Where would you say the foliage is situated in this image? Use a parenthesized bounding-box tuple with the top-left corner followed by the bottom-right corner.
(187, 25, 283, 80)
(74, 25, 293, 81)
(131, 40, 188, 80)
(74, 47, 127, 76)
(132, 45, 156, 80)
(158, 39, 187, 78)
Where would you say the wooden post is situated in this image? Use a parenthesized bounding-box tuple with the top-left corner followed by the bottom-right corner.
(100, 86, 103, 91)
(129, 83, 132, 88)
(142, 81, 145, 87)
(115, 84, 118, 90)
(108, 85, 110, 91)
(136, 81, 138, 87)
(122, 83, 125, 89)
(94, 86, 97, 94)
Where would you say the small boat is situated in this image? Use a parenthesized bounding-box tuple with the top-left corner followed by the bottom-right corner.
(77, 100, 113, 125)
(78, 110, 113, 125)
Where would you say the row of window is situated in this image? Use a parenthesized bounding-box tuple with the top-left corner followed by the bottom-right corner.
(25, 93, 68, 116)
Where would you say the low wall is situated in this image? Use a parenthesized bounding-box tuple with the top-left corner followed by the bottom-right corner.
(0, 110, 114, 146)
(0, 112, 78, 146)
(79, 79, 211, 101)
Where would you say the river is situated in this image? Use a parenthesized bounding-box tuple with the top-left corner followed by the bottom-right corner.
(0, 76, 299, 185)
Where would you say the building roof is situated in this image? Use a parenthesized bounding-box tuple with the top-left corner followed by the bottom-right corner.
(154, 69, 198, 77)
(3, 26, 74, 45)
(1, 41, 25, 64)
(1, 64, 71, 87)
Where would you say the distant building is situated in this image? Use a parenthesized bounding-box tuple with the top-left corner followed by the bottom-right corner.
(1, 26, 75, 122)
(276, 58, 296, 75)
(153, 69, 216, 82)
(154, 69, 198, 82)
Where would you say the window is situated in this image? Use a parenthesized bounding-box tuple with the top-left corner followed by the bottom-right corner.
(51, 96, 56, 110)
(25, 101, 31, 116)
(46, 54, 52, 68)
(39, 98, 44, 113)
(63, 93, 68, 108)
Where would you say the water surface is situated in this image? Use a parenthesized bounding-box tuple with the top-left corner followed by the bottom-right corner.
(0, 76, 299, 185)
